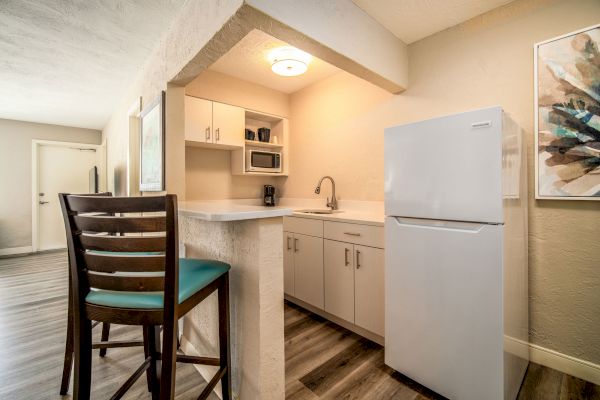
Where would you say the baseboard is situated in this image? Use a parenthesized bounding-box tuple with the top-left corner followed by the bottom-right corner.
(0, 246, 32, 257)
(529, 343, 600, 386)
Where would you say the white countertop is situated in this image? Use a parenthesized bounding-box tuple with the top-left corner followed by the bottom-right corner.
(290, 209, 384, 226)
(178, 198, 384, 225)
(280, 198, 385, 226)
(179, 200, 293, 222)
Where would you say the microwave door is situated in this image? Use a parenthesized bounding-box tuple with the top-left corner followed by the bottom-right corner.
(253, 152, 273, 168)
(246, 150, 282, 173)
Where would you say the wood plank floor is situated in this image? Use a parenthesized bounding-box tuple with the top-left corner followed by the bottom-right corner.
(1, 251, 599, 399)
(285, 301, 600, 400)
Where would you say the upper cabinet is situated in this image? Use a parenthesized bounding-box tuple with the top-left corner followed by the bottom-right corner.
(212, 102, 245, 148)
(185, 96, 212, 144)
(185, 96, 244, 149)
(185, 95, 289, 176)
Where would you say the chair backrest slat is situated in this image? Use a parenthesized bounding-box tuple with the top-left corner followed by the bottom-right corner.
(87, 273, 164, 291)
(83, 252, 165, 273)
(74, 215, 166, 233)
(79, 235, 166, 253)
(68, 195, 166, 213)
(60, 193, 178, 297)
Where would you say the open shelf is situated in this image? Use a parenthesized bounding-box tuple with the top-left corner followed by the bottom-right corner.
(244, 140, 284, 149)
(242, 171, 288, 177)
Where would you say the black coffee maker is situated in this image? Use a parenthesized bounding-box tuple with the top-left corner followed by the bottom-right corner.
(264, 185, 276, 207)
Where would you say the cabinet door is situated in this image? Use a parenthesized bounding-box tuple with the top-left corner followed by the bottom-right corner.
(212, 102, 244, 147)
(324, 240, 355, 323)
(283, 232, 295, 296)
(185, 96, 212, 143)
(354, 245, 385, 336)
(293, 233, 324, 309)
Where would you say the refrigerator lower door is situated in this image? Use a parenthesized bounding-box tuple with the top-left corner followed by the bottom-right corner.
(385, 217, 504, 400)
(384, 106, 504, 224)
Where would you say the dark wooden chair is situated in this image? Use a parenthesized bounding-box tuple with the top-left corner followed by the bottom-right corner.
(60, 192, 146, 396)
(59, 194, 231, 400)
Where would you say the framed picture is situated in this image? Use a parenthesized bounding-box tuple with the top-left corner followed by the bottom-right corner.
(139, 91, 165, 192)
(534, 24, 600, 200)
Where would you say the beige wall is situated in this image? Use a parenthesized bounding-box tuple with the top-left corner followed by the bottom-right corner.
(282, 0, 600, 365)
(284, 71, 392, 200)
(185, 70, 289, 200)
(0, 118, 101, 250)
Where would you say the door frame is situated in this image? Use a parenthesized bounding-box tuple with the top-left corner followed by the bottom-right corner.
(31, 139, 100, 252)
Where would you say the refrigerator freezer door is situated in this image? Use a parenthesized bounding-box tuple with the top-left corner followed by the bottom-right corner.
(385, 217, 504, 400)
(385, 106, 504, 223)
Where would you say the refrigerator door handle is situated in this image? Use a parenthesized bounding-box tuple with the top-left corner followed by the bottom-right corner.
(391, 217, 488, 233)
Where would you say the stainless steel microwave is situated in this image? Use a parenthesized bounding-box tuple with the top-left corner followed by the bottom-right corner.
(245, 149, 282, 173)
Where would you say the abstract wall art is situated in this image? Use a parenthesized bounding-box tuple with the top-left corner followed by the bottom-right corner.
(139, 91, 165, 192)
(535, 24, 600, 200)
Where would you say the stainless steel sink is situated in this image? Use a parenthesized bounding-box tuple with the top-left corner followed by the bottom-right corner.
(296, 209, 344, 215)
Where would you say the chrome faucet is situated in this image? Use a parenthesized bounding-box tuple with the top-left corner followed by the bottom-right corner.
(315, 176, 338, 210)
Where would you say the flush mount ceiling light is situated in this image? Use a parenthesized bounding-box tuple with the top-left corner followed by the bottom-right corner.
(268, 46, 312, 77)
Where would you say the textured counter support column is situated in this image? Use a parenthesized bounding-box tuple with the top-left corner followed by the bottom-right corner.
(179, 216, 284, 400)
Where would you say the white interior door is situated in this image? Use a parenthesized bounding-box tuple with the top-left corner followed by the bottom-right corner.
(384, 216, 504, 400)
(37, 144, 97, 250)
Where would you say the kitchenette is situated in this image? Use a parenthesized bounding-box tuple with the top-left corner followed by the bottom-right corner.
(177, 28, 527, 400)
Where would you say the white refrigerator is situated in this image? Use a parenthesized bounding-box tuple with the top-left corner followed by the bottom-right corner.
(384, 106, 529, 400)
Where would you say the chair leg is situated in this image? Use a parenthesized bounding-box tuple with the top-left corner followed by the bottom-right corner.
(99, 322, 110, 357)
(218, 274, 232, 400)
(59, 281, 74, 395)
(143, 326, 152, 393)
(160, 317, 178, 399)
(144, 325, 161, 399)
(73, 317, 92, 400)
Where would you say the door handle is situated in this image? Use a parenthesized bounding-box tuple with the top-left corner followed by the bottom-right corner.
(287, 236, 292, 251)
(344, 248, 350, 266)
(356, 249, 361, 269)
(39, 201, 49, 205)
(215, 128, 220, 141)
(294, 238, 299, 252)
(205, 127, 210, 140)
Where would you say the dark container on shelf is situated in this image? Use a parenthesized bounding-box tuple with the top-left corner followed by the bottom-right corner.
(258, 127, 271, 143)
(245, 129, 255, 140)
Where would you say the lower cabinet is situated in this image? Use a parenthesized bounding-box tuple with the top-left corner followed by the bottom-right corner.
(284, 216, 384, 339)
(324, 240, 385, 337)
(284, 232, 324, 309)
(354, 244, 385, 336)
(323, 240, 355, 322)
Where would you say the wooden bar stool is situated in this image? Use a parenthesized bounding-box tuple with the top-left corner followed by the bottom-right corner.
(59, 194, 232, 400)
(60, 192, 146, 396)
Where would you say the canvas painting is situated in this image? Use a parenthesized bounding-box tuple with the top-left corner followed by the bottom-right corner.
(139, 92, 165, 192)
(535, 24, 600, 200)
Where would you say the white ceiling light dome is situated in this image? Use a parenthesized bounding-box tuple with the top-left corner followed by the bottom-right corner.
(268, 46, 312, 77)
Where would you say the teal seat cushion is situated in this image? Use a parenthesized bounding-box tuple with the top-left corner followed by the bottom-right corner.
(85, 258, 230, 309)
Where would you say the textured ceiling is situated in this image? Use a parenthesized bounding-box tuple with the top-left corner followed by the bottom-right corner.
(0, 0, 185, 129)
(209, 29, 341, 94)
(352, 0, 515, 44)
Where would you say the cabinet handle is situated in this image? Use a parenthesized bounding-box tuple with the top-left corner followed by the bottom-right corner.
(287, 236, 292, 250)
(294, 238, 299, 252)
(215, 128, 220, 141)
(344, 232, 361, 237)
(356, 249, 361, 269)
(344, 248, 350, 266)
(205, 127, 210, 140)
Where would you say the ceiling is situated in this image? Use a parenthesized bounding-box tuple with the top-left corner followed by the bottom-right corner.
(0, 0, 186, 130)
(352, 0, 515, 44)
(209, 29, 341, 94)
